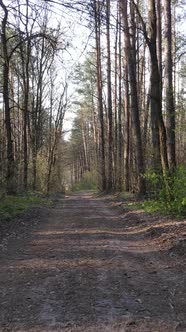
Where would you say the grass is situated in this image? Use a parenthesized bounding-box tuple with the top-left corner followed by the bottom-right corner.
(115, 192, 135, 200)
(124, 200, 162, 214)
(0, 194, 51, 219)
(123, 199, 185, 216)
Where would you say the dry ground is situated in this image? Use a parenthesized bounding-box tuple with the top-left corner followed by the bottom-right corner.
(0, 192, 186, 332)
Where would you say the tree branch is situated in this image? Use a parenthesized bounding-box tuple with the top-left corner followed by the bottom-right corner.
(131, 0, 150, 47)
(8, 33, 57, 60)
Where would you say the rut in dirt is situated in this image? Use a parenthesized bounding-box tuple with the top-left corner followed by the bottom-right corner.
(0, 192, 185, 332)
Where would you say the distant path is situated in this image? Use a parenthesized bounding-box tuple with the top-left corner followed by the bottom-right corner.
(0, 192, 185, 331)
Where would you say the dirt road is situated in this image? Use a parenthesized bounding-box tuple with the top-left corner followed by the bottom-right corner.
(0, 192, 185, 331)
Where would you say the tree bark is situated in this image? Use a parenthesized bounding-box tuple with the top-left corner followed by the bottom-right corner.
(106, 0, 113, 191)
(0, 0, 16, 194)
(118, 16, 122, 192)
(164, 0, 176, 170)
(148, 0, 169, 173)
(114, 13, 118, 190)
(120, 0, 146, 195)
(124, 59, 130, 192)
(93, 0, 106, 191)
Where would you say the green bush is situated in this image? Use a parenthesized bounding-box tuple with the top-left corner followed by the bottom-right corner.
(144, 165, 186, 216)
(0, 194, 48, 219)
(71, 171, 97, 192)
(167, 165, 186, 215)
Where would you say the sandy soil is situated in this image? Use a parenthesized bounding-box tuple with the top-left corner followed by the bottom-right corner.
(0, 192, 185, 332)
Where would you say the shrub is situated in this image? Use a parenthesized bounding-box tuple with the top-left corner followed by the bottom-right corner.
(168, 166, 186, 215)
(71, 171, 97, 192)
(0, 194, 48, 219)
(144, 165, 186, 216)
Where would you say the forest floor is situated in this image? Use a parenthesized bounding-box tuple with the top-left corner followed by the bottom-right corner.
(0, 192, 186, 332)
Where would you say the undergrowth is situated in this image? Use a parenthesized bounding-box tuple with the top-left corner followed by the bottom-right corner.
(125, 200, 165, 214)
(0, 194, 51, 219)
(71, 171, 97, 192)
(125, 165, 186, 217)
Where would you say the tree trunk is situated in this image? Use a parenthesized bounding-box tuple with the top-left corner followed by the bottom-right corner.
(23, 1, 31, 191)
(124, 60, 130, 192)
(164, 0, 176, 170)
(157, 0, 162, 92)
(118, 17, 122, 192)
(93, 0, 106, 191)
(106, 0, 113, 191)
(114, 13, 118, 190)
(148, 0, 169, 173)
(120, 0, 146, 195)
(0, 0, 16, 194)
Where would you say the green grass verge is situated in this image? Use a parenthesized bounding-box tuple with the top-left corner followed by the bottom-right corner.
(0, 194, 51, 219)
(124, 199, 185, 216)
(125, 200, 161, 214)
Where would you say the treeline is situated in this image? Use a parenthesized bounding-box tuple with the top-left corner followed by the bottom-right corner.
(69, 0, 186, 200)
(0, 0, 71, 194)
(0, 0, 185, 204)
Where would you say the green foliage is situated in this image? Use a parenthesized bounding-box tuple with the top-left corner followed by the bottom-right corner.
(0, 194, 49, 219)
(143, 168, 163, 201)
(144, 166, 186, 216)
(125, 200, 161, 214)
(165, 166, 186, 215)
(144, 169, 162, 189)
(71, 171, 97, 192)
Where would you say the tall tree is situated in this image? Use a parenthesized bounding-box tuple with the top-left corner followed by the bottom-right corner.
(18, 0, 31, 191)
(0, 0, 16, 193)
(93, 0, 106, 191)
(117, 13, 123, 192)
(134, 0, 169, 173)
(106, 0, 113, 191)
(120, 0, 146, 194)
(164, 0, 176, 170)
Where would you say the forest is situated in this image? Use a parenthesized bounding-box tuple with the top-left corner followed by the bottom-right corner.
(0, 1, 186, 331)
(0, 0, 186, 215)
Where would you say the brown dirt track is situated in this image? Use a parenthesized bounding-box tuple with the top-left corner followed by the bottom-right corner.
(0, 192, 185, 332)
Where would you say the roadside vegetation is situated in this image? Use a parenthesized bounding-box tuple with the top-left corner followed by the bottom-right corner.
(119, 165, 186, 217)
(0, 194, 51, 220)
(143, 166, 186, 216)
(71, 171, 97, 192)
(71, 168, 186, 217)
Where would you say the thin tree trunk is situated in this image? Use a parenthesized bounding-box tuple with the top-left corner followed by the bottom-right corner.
(164, 0, 176, 170)
(106, 0, 113, 191)
(23, 0, 30, 191)
(93, 0, 106, 191)
(118, 18, 122, 192)
(124, 61, 130, 192)
(0, 0, 16, 194)
(114, 13, 118, 190)
(157, 0, 162, 93)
